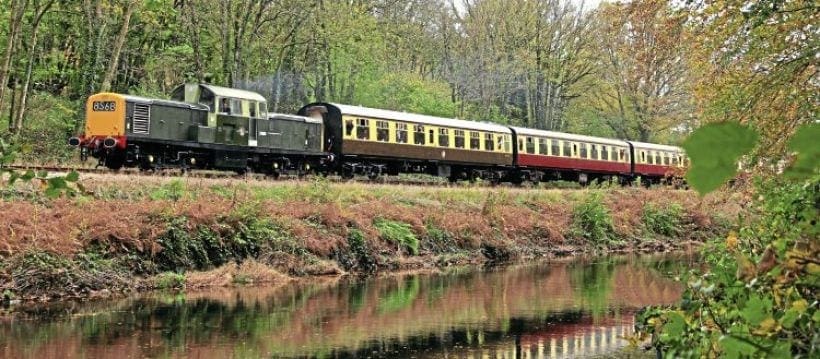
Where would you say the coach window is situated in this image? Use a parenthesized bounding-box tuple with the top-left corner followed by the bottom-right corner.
(672, 155, 679, 166)
(470, 131, 481, 150)
(429, 129, 435, 144)
(663, 153, 670, 165)
(356, 118, 369, 140)
(618, 148, 625, 162)
(538, 138, 547, 155)
(376, 121, 389, 142)
(525, 137, 535, 154)
(591, 144, 599, 160)
(396, 123, 408, 143)
(498, 135, 507, 151)
(562, 141, 571, 157)
(654, 152, 660, 165)
(579, 143, 587, 159)
(414, 125, 425, 145)
(345, 119, 355, 137)
(601, 145, 609, 161)
(454, 130, 465, 148)
(550, 139, 559, 156)
(439, 128, 450, 147)
(484, 133, 494, 151)
(249, 102, 257, 118)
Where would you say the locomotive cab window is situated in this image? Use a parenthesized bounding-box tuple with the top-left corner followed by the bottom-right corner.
(230, 99, 243, 116)
(438, 128, 450, 147)
(414, 125, 425, 145)
(396, 123, 408, 143)
(219, 98, 231, 113)
(454, 130, 465, 148)
(345, 119, 355, 137)
(356, 118, 370, 140)
(376, 121, 389, 142)
(469, 131, 480, 150)
(484, 133, 494, 151)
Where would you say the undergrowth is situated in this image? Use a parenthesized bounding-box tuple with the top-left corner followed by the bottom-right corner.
(570, 193, 616, 246)
(642, 203, 684, 237)
(373, 218, 419, 255)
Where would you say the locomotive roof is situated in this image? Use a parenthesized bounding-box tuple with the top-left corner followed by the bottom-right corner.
(327, 103, 512, 134)
(628, 141, 684, 153)
(269, 113, 323, 124)
(119, 94, 207, 110)
(510, 126, 629, 147)
(197, 84, 267, 103)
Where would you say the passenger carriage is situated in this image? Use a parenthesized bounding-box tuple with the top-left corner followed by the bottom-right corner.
(511, 127, 632, 184)
(299, 103, 515, 182)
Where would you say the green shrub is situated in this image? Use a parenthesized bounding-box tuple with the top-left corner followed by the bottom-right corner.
(373, 218, 419, 255)
(638, 176, 819, 358)
(570, 193, 615, 245)
(149, 179, 188, 201)
(154, 272, 186, 290)
(642, 203, 684, 236)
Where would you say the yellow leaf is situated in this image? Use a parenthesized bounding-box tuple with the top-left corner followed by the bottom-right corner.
(725, 231, 739, 251)
(753, 317, 779, 336)
(792, 300, 808, 313)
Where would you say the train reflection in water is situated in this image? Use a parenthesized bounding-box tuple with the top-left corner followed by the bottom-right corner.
(1, 255, 693, 359)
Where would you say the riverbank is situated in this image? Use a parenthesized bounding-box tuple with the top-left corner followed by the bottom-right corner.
(1, 174, 738, 302)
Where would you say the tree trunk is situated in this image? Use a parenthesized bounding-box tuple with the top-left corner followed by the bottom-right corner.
(14, 0, 55, 131)
(100, 1, 136, 92)
(0, 0, 28, 125)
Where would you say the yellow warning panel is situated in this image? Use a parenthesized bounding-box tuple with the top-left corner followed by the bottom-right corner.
(85, 93, 126, 136)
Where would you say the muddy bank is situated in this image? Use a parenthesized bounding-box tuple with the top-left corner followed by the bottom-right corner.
(0, 176, 736, 302)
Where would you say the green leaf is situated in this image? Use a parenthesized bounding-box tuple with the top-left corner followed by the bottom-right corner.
(741, 295, 771, 326)
(65, 171, 80, 182)
(783, 123, 819, 179)
(780, 308, 799, 329)
(719, 335, 757, 359)
(682, 122, 758, 194)
(662, 312, 686, 338)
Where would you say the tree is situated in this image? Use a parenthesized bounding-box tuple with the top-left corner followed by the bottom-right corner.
(587, 0, 694, 142)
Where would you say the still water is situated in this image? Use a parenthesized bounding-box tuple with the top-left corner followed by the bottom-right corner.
(1, 255, 692, 358)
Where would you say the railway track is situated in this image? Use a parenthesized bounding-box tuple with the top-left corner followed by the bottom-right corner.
(0, 163, 466, 187)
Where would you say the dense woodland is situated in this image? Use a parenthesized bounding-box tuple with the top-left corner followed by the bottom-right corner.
(0, 0, 816, 162)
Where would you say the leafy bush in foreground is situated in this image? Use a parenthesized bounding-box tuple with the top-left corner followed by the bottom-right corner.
(638, 177, 819, 358)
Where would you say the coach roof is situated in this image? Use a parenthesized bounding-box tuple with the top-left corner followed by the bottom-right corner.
(329, 103, 512, 134)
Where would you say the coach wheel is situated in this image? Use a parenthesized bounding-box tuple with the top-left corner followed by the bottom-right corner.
(269, 171, 281, 179)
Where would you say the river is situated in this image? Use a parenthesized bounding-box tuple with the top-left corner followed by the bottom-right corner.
(0, 254, 693, 358)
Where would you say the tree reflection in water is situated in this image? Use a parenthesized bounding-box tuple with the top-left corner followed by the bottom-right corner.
(1, 255, 684, 358)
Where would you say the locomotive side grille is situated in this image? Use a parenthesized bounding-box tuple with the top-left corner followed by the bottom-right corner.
(132, 104, 151, 134)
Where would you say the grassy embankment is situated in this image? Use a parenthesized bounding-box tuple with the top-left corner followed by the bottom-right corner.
(0, 174, 737, 301)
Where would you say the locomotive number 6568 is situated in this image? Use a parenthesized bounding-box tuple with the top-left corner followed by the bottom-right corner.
(92, 101, 116, 112)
